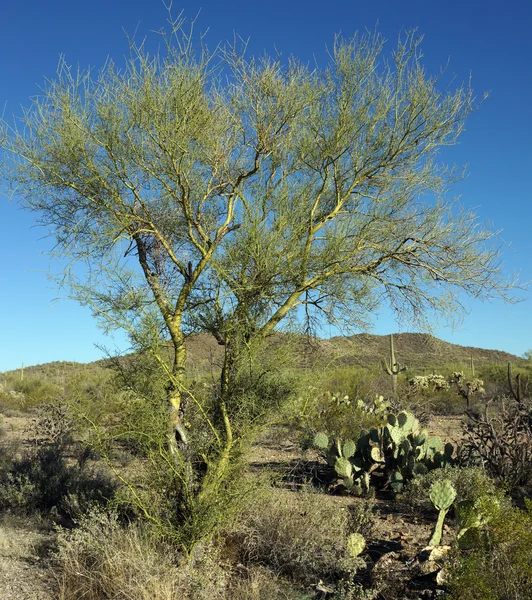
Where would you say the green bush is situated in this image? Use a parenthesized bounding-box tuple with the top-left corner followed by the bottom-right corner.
(448, 501, 532, 600)
(401, 466, 505, 515)
(304, 391, 389, 444)
(0, 443, 115, 519)
(319, 365, 386, 400)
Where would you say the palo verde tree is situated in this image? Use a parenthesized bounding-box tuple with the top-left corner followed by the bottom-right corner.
(1, 17, 514, 544)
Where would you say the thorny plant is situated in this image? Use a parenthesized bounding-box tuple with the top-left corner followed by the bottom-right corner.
(458, 398, 532, 492)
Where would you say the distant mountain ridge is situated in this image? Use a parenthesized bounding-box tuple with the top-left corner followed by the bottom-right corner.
(319, 333, 520, 369)
(7, 332, 523, 378)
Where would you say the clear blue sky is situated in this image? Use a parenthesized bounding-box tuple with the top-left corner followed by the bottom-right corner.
(1, 0, 531, 371)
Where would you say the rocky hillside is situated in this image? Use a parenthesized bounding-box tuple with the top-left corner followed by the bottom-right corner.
(7, 332, 522, 379)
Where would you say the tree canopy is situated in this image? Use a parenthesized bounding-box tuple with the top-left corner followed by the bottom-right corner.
(4, 26, 510, 348)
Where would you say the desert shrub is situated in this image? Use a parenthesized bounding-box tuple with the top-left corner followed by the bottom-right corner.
(0, 442, 115, 519)
(56, 509, 228, 600)
(227, 565, 312, 600)
(91, 382, 264, 550)
(457, 402, 532, 493)
(0, 376, 62, 409)
(425, 388, 467, 415)
(480, 364, 514, 388)
(320, 365, 385, 399)
(25, 403, 75, 448)
(401, 466, 505, 515)
(234, 487, 371, 585)
(221, 366, 304, 434)
(87, 348, 310, 551)
(447, 501, 532, 600)
(63, 369, 121, 422)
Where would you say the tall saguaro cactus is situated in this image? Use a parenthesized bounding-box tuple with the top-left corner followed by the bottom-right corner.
(508, 361, 528, 404)
(383, 334, 407, 395)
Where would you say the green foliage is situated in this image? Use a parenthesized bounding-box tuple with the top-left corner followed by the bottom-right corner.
(0, 443, 114, 519)
(455, 493, 501, 549)
(313, 408, 454, 494)
(0, 375, 61, 410)
(448, 502, 532, 600)
(305, 391, 390, 446)
(2, 13, 517, 556)
(320, 365, 397, 404)
(91, 360, 302, 550)
(402, 466, 505, 515)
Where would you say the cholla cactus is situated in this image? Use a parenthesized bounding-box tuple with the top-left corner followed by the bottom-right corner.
(409, 374, 450, 393)
(427, 374, 450, 391)
(452, 372, 485, 410)
(409, 375, 430, 392)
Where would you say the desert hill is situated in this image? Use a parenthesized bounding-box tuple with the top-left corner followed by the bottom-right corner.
(6, 332, 523, 380)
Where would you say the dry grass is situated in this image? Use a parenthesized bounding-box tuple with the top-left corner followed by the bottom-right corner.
(0, 515, 56, 599)
(233, 487, 373, 585)
(55, 484, 375, 600)
(57, 510, 228, 600)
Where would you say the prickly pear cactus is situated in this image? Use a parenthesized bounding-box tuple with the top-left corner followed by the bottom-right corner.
(347, 533, 365, 558)
(343, 440, 356, 459)
(429, 480, 456, 546)
(335, 457, 353, 478)
(389, 470, 404, 493)
(313, 405, 455, 496)
(430, 479, 456, 511)
(313, 432, 329, 449)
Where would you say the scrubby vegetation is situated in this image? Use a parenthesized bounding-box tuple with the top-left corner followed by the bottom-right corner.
(0, 335, 531, 599)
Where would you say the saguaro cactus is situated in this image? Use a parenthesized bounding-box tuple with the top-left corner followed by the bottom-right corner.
(383, 334, 406, 395)
(508, 361, 527, 404)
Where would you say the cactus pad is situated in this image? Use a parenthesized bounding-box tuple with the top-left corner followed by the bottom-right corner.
(428, 436, 443, 451)
(347, 533, 365, 558)
(389, 470, 404, 492)
(430, 480, 456, 511)
(313, 432, 329, 449)
(334, 457, 352, 478)
(343, 440, 356, 459)
(370, 446, 384, 462)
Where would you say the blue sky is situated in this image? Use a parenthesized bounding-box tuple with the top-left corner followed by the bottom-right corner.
(0, 0, 531, 371)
